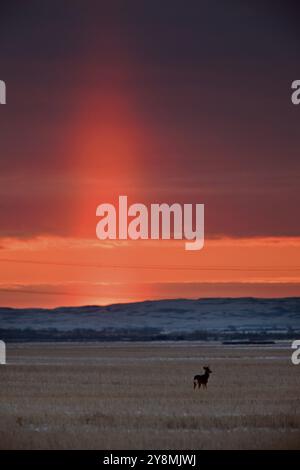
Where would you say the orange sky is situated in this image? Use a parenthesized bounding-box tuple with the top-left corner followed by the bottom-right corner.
(0, 236, 299, 307)
(1, 3, 300, 306)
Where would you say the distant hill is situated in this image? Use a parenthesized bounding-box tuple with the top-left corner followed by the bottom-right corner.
(0, 297, 300, 342)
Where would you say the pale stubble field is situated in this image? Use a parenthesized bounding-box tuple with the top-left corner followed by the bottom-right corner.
(0, 342, 299, 449)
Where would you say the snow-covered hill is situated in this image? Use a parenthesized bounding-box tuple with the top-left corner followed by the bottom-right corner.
(0, 298, 300, 341)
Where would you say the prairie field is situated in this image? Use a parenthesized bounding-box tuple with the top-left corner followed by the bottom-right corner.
(0, 342, 299, 449)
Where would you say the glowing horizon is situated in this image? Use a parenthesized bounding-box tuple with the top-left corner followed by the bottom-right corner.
(1, 3, 300, 306)
(0, 235, 299, 307)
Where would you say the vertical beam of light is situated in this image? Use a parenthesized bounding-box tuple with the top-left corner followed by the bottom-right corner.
(61, 27, 155, 303)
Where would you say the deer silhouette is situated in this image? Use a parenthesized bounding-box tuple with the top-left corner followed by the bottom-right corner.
(193, 366, 212, 390)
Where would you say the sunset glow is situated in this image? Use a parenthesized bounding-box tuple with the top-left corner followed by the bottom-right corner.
(0, 236, 299, 307)
(1, 3, 299, 307)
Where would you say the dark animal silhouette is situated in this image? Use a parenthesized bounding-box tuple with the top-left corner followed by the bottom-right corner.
(193, 366, 212, 389)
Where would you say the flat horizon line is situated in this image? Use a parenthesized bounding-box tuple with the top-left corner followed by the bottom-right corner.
(0, 295, 299, 311)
